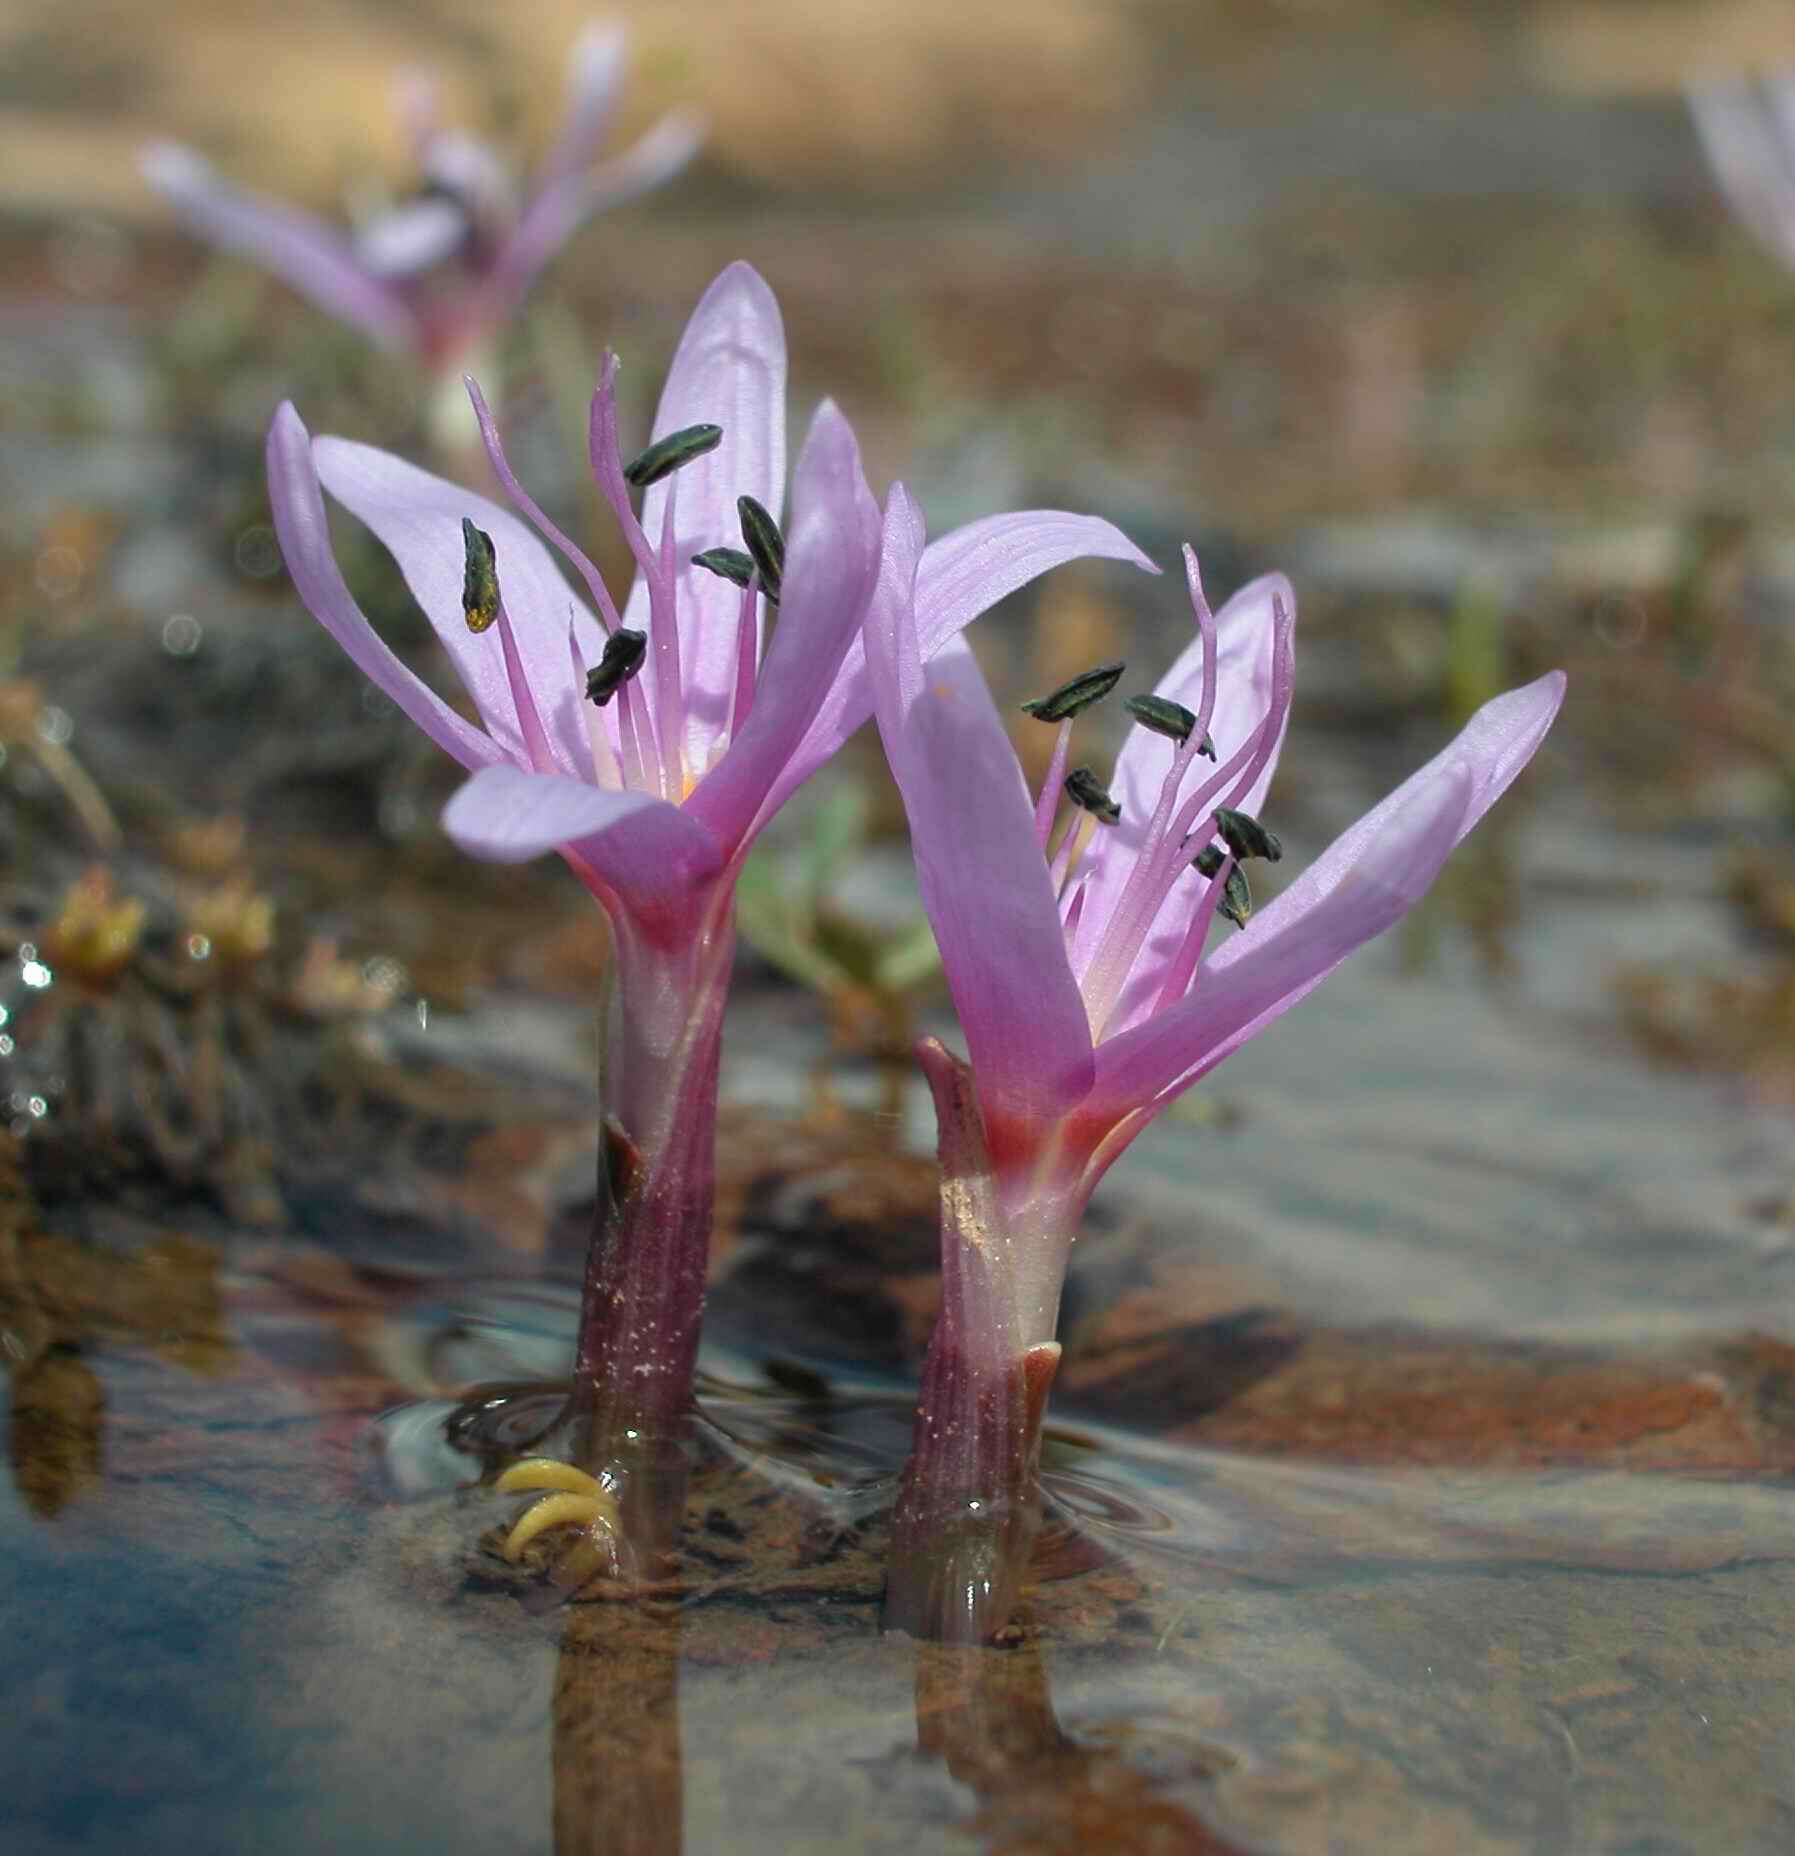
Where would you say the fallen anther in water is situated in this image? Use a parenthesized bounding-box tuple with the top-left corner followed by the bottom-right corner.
(496, 1459, 621, 1564)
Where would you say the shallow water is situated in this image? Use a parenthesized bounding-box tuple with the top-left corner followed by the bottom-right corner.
(7, 1240, 1795, 1856)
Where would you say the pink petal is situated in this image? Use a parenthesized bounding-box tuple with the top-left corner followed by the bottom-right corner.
(421, 131, 517, 229)
(441, 764, 722, 905)
(140, 143, 418, 352)
(1088, 670, 1566, 1121)
(866, 489, 1094, 1130)
(1071, 572, 1294, 1015)
(311, 435, 594, 778)
(489, 113, 703, 321)
(914, 511, 1158, 648)
(1086, 760, 1476, 1137)
(1209, 670, 1567, 982)
(685, 401, 880, 852)
(355, 197, 468, 277)
(765, 509, 1156, 830)
(1690, 82, 1795, 269)
(265, 403, 500, 773)
(537, 24, 628, 189)
(618, 263, 786, 763)
(581, 112, 704, 209)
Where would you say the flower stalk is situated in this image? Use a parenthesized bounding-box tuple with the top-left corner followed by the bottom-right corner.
(567, 893, 733, 1557)
(884, 1040, 1069, 1642)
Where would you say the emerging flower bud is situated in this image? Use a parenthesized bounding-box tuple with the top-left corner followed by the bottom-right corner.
(584, 627, 648, 706)
(1020, 660, 1125, 723)
(622, 421, 723, 488)
(1064, 765, 1121, 824)
(1123, 692, 1214, 758)
(461, 517, 499, 632)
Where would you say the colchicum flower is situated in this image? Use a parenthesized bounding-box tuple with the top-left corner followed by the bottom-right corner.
(265, 263, 1153, 1569)
(866, 492, 1566, 1640)
(1689, 73, 1795, 271)
(143, 21, 701, 378)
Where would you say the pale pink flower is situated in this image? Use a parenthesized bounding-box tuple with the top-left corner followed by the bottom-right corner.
(144, 22, 701, 373)
(866, 487, 1565, 1638)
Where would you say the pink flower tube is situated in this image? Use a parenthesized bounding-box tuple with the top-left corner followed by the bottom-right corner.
(266, 264, 1154, 1564)
(866, 488, 1566, 1639)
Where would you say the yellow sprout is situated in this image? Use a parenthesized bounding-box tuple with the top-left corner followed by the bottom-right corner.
(496, 1459, 620, 1564)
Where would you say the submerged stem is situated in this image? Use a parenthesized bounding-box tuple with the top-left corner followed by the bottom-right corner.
(566, 888, 734, 1567)
(884, 1042, 1069, 1643)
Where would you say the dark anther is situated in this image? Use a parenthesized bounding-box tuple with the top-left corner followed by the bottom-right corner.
(1122, 694, 1211, 759)
(1190, 844, 1251, 927)
(737, 495, 785, 603)
(622, 422, 723, 488)
(691, 546, 757, 592)
(1064, 766, 1121, 825)
(585, 628, 648, 706)
(1215, 807, 1283, 864)
(461, 517, 499, 633)
(1217, 864, 1252, 929)
(1020, 660, 1125, 723)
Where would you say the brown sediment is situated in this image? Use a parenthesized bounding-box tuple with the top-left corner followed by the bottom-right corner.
(1064, 1316, 1795, 1475)
(914, 1635, 1252, 1856)
(553, 1604, 684, 1856)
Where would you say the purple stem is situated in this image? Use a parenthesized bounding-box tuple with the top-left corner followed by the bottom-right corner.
(883, 1048, 1065, 1643)
(567, 890, 734, 1563)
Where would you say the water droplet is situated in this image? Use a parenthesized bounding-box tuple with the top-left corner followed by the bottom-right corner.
(33, 548, 83, 601)
(161, 612, 203, 657)
(20, 959, 52, 990)
(35, 706, 73, 747)
(186, 934, 212, 962)
(1592, 593, 1648, 652)
(360, 955, 406, 998)
(233, 524, 281, 580)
